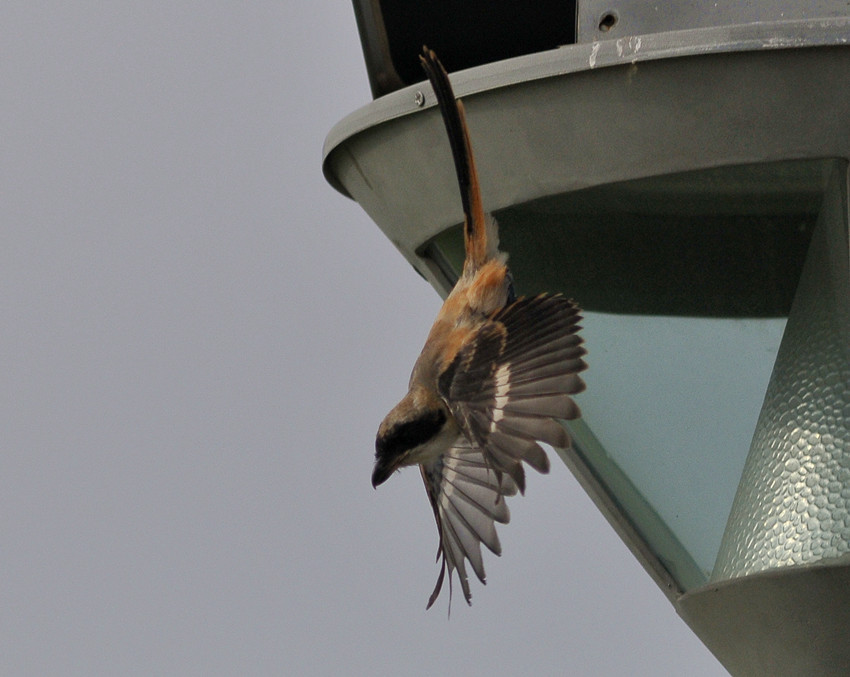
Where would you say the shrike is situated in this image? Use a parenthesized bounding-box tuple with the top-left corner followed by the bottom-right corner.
(373, 47, 587, 609)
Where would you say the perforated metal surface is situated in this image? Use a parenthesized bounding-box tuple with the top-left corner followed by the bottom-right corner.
(714, 163, 850, 580)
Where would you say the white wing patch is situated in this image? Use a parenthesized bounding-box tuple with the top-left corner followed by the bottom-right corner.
(490, 363, 511, 428)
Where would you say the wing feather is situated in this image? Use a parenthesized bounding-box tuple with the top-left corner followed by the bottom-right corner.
(487, 431, 550, 474)
(437, 294, 587, 486)
(421, 438, 519, 609)
(494, 413, 570, 448)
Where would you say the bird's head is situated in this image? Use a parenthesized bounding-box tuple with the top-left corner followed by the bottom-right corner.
(372, 391, 453, 488)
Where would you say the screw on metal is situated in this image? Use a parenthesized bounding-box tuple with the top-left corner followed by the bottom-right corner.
(599, 12, 618, 32)
(414, 90, 426, 107)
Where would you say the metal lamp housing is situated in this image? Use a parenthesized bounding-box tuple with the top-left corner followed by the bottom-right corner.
(324, 3, 850, 674)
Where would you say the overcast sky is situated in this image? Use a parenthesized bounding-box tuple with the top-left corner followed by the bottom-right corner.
(2, 3, 725, 674)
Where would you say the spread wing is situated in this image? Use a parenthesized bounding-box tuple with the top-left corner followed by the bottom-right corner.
(438, 293, 587, 493)
(420, 437, 519, 609)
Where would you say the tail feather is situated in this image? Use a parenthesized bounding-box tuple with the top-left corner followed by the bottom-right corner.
(420, 47, 491, 273)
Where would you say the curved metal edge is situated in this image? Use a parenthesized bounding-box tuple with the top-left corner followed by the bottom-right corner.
(677, 556, 850, 676)
(322, 17, 850, 196)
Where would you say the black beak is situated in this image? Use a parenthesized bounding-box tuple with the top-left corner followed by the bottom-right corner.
(371, 459, 395, 488)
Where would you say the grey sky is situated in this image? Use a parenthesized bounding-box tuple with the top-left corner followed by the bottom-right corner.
(3, 2, 724, 674)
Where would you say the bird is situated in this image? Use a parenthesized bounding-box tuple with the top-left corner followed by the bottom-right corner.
(372, 47, 587, 609)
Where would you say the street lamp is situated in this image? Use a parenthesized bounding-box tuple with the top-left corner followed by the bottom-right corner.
(323, 3, 850, 673)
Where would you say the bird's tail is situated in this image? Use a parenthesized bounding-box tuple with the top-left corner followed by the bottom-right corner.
(420, 47, 497, 274)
